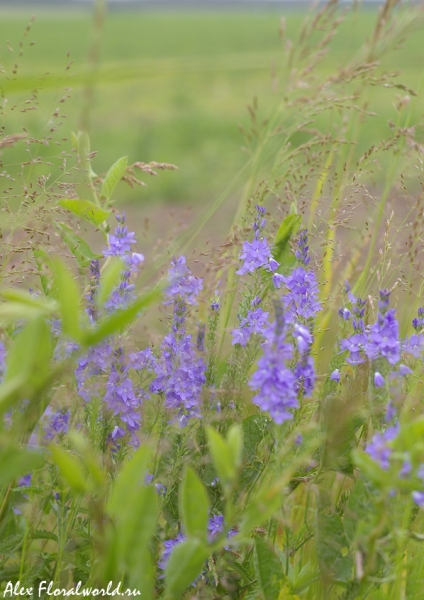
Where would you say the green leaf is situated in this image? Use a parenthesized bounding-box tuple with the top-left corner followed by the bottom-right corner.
(51, 259, 82, 341)
(253, 538, 285, 600)
(316, 489, 353, 584)
(227, 424, 243, 471)
(100, 156, 128, 202)
(59, 199, 111, 227)
(0, 290, 57, 322)
(164, 538, 208, 599)
(0, 445, 44, 487)
(97, 258, 125, 307)
(83, 286, 161, 347)
(206, 426, 235, 485)
(54, 222, 101, 272)
(180, 467, 209, 540)
(108, 445, 151, 518)
(272, 214, 301, 267)
(5, 317, 53, 389)
(50, 445, 90, 495)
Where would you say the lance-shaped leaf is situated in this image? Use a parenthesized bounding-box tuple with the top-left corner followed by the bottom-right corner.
(100, 156, 128, 202)
(59, 199, 111, 227)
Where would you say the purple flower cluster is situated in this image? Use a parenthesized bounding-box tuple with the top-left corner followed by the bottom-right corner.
(44, 408, 70, 441)
(274, 267, 321, 321)
(236, 206, 278, 276)
(231, 299, 270, 347)
(166, 256, 203, 305)
(249, 305, 298, 424)
(295, 229, 311, 266)
(103, 213, 136, 256)
(293, 324, 315, 396)
(151, 332, 206, 423)
(104, 346, 146, 445)
(101, 214, 145, 312)
(365, 423, 399, 470)
(158, 514, 236, 573)
(340, 289, 400, 366)
(151, 256, 206, 424)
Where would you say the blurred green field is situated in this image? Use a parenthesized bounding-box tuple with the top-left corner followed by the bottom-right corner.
(0, 7, 423, 206)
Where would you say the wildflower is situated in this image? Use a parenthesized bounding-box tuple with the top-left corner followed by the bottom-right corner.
(339, 333, 367, 365)
(237, 238, 272, 276)
(103, 213, 136, 256)
(44, 409, 70, 441)
(330, 369, 340, 382)
(158, 532, 186, 572)
(151, 332, 206, 421)
(412, 491, 424, 509)
(231, 305, 269, 347)
(374, 372, 385, 387)
(295, 229, 311, 266)
(399, 459, 412, 479)
(365, 308, 400, 365)
(166, 256, 203, 305)
(365, 423, 399, 470)
(249, 305, 297, 424)
(338, 307, 351, 321)
(403, 334, 423, 358)
(278, 267, 321, 321)
(399, 364, 412, 376)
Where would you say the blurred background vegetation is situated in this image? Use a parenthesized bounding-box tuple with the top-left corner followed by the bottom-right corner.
(1, 4, 423, 212)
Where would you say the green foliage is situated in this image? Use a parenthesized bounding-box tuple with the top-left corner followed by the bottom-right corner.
(179, 467, 210, 541)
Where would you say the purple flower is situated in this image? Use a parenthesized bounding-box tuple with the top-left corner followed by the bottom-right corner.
(278, 267, 321, 321)
(374, 372, 385, 388)
(399, 459, 412, 479)
(295, 229, 311, 267)
(338, 307, 351, 321)
(103, 213, 136, 257)
(399, 364, 412, 376)
(151, 332, 206, 422)
(365, 309, 400, 365)
(236, 238, 272, 276)
(330, 369, 340, 382)
(339, 333, 367, 365)
(231, 306, 270, 347)
(293, 323, 313, 354)
(249, 308, 297, 424)
(403, 334, 423, 358)
(412, 491, 424, 509)
(166, 256, 203, 305)
(44, 409, 70, 441)
(18, 474, 32, 487)
(365, 423, 399, 470)
(294, 354, 315, 396)
(208, 514, 224, 540)
(158, 532, 186, 571)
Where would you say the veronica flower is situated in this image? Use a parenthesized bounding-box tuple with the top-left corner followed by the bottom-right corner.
(374, 372, 385, 387)
(44, 409, 70, 441)
(330, 369, 341, 382)
(249, 305, 297, 424)
(165, 256, 203, 305)
(364, 308, 400, 365)
(412, 491, 424, 509)
(365, 423, 399, 470)
(231, 303, 270, 347)
(276, 267, 321, 322)
(158, 532, 186, 572)
(295, 229, 311, 266)
(103, 212, 136, 256)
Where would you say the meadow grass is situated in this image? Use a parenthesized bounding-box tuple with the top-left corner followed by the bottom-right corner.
(0, 8, 423, 205)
